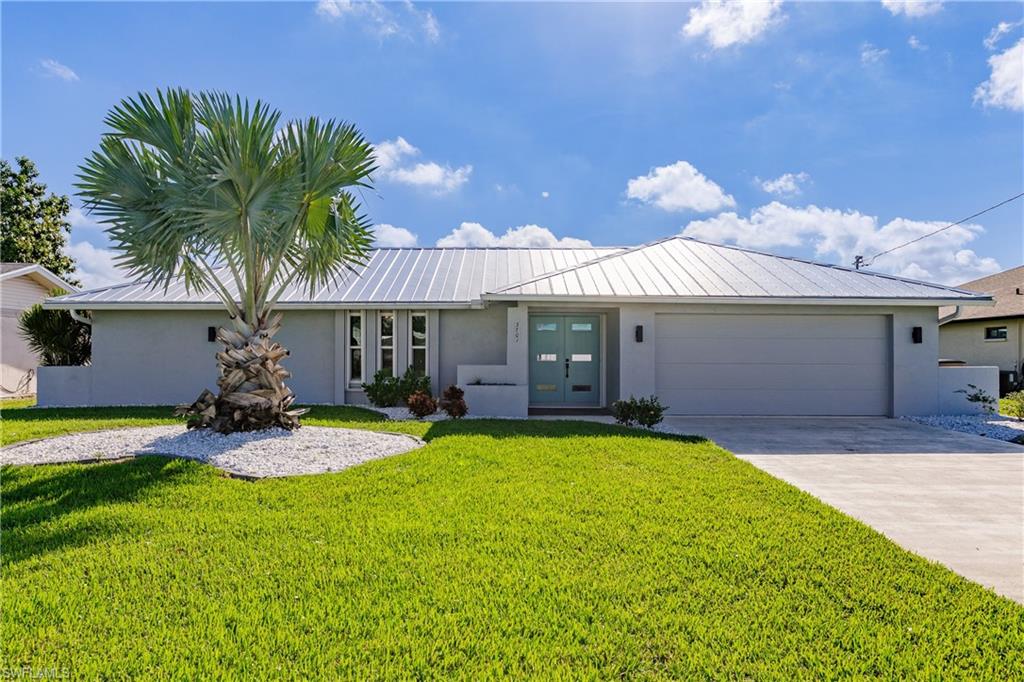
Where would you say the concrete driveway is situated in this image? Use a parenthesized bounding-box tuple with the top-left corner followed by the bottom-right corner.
(661, 417, 1024, 603)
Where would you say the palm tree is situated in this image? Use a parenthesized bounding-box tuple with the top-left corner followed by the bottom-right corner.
(76, 89, 375, 433)
(18, 289, 92, 367)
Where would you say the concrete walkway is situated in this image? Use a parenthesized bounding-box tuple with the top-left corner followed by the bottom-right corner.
(659, 417, 1024, 603)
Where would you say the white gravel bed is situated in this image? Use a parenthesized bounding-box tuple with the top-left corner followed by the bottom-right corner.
(900, 414, 1024, 443)
(0, 425, 423, 478)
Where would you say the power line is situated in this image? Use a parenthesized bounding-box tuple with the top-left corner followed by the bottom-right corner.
(854, 191, 1024, 269)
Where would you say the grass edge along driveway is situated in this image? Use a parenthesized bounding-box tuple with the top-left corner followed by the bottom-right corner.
(1, 404, 1022, 678)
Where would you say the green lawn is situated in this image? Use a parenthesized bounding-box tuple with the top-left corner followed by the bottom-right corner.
(1, 405, 1021, 677)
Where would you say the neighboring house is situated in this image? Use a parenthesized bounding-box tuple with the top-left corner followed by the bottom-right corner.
(43, 236, 991, 416)
(0, 263, 77, 397)
(939, 265, 1023, 394)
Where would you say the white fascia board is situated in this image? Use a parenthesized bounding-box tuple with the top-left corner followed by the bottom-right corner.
(0, 265, 78, 292)
(43, 300, 487, 311)
(481, 294, 994, 307)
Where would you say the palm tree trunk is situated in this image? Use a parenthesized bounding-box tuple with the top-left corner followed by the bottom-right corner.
(175, 313, 307, 433)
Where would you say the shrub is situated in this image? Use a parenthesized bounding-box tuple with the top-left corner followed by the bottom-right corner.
(406, 390, 438, 419)
(1002, 391, 1024, 421)
(362, 367, 432, 408)
(955, 383, 997, 414)
(17, 291, 91, 366)
(612, 395, 666, 429)
(440, 385, 468, 419)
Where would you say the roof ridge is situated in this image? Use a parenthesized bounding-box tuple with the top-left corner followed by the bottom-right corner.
(486, 236, 674, 294)
(676, 236, 983, 296)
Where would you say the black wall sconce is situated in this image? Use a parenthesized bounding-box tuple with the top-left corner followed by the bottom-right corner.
(911, 326, 922, 344)
(208, 326, 217, 343)
(635, 325, 644, 342)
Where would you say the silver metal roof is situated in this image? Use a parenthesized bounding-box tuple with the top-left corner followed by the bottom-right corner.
(47, 237, 989, 309)
(485, 237, 989, 303)
(48, 247, 620, 309)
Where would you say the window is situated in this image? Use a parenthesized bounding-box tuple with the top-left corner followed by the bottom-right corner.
(985, 326, 1008, 341)
(348, 313, 363, 387)
(379, 312, 395, 376)
(410, 312, 427, 376)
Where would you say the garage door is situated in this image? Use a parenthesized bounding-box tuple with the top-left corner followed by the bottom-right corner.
(654, 313, 891, 416)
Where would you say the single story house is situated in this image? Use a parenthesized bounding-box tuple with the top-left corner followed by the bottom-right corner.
(939, 265, 1023, 394)
(43, 236, 993, 417)
(1, 263, 77, 398)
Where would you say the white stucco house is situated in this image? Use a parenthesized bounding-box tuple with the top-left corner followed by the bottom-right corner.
(1, 263, 77, 398)
(41, 236, 993, 416)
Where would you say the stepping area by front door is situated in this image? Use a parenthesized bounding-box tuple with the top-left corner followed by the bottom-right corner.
(529, 315, 600, 406)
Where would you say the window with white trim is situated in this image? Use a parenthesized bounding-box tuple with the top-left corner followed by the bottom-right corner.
(348, 312, 364, 387)
(410, 312, 428, 377)
(985, 326, 1008, 341)
(379, 312, 396, 377)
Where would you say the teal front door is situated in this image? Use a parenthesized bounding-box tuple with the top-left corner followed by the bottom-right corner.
(529, 315, 601, 406)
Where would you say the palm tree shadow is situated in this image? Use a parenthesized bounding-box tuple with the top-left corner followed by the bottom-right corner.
(2, 457, 191, 565)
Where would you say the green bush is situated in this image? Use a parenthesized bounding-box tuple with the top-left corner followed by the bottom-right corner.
(1002, 391, 1024, 421)
(440, 385, 468, 419)
(612, 395, 666, 429)
(17, 290, 91, 366)
(362, 367, 432, 408)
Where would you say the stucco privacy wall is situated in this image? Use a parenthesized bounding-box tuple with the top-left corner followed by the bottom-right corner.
(615, 304, 941, 416)
(940, 319, 1023, 373)
(89, 310, 337, 406)
(438, 304, 510, 389)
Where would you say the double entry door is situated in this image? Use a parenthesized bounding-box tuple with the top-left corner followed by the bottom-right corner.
(528, 315, 601, 406)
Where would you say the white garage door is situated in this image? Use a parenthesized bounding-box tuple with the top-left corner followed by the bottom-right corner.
(654, 313, 891, 416)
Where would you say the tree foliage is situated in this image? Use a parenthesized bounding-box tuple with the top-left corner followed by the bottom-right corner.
(18, 290, 91, 366)
(0, 157, 79, 284)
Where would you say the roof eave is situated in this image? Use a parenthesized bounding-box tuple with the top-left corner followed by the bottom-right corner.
(43, 300, 488, 311)
(482, 294, 994, 306)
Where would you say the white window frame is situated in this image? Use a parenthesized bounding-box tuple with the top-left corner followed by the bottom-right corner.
(378, 310, 397, 377)
(347, 312, 365, 388)
(984, 326, 1008, 342)
(409, 311, 428, 377)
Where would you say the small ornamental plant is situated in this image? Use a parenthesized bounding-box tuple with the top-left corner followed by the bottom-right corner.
(612, 395, 666, 429)
(955, 383, 998, 414)
(406, 390, 438, 419)
(440, 385, 468, 419)
(1001, 391, 1024, 421)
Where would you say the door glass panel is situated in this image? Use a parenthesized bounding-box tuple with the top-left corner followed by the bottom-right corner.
(536, 322, 557, 331)
(571, 385, 592, 392)
(536, 353, 557, 362)
(571, 323, 592, 331)
(535, 384, 557, 392)
(571, 354, 592, 362)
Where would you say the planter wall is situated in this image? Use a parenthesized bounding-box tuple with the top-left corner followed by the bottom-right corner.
(938, 365, 999, 415)
(37, 366, 93, 407)
(463, 384, 529, 418)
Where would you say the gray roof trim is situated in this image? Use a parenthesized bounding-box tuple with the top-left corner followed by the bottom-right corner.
(483, 294, 993, 306)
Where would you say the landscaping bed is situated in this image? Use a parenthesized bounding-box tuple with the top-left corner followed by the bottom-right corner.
(901, 414, 1024, 443)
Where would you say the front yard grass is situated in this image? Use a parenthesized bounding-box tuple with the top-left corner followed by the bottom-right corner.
(1, 405, 1021, 677)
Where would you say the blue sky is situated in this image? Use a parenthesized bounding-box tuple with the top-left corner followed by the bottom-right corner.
(3, 0, 1022, 288)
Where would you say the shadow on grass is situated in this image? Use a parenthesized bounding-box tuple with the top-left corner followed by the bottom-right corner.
(421, 418, 709, 444)
(1, 457, 191, 565)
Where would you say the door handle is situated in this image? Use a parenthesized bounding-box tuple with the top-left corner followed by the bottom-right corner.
(564, 358, 570, 378)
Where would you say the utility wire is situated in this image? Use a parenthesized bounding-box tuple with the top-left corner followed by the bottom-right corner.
(856, 191, 1024, 268)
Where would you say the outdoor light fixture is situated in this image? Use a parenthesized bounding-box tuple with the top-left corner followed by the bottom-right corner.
(208, 326, 217, 343)
(635, 325, 644, 342)
(911, 326, 923, 344)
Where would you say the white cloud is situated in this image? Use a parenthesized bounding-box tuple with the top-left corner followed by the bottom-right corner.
(757, 172, 810, 196)
(881, 0, 943, 18)
(435, 223, 592, 248)
(65, 242, 131, 289)
(68, 207, 103, 231)
(681, 202, 1001, 285)
(984, 20, 1023, 51)
(681, 0, 784, 49)
(373, 137, 471, 193)
(860, 42, 890, 65)
(541, 191, 550, 199)
(316, 0, 439, 42)
(907, 35, 927, 51)
(626, 161, 735, 213)
(39, 58, 78, 82)
(974, 38, 1024, 111)
(373, 223, 418, 248)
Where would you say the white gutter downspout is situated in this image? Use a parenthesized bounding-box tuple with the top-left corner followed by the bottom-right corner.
(937, 305, 961, 325)
(70, 309, 92, 326)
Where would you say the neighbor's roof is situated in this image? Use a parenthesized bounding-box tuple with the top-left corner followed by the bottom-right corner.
(46, 237, 990, 310)
(0, 263, 77, 292)
(939, 265, 1024, 323)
